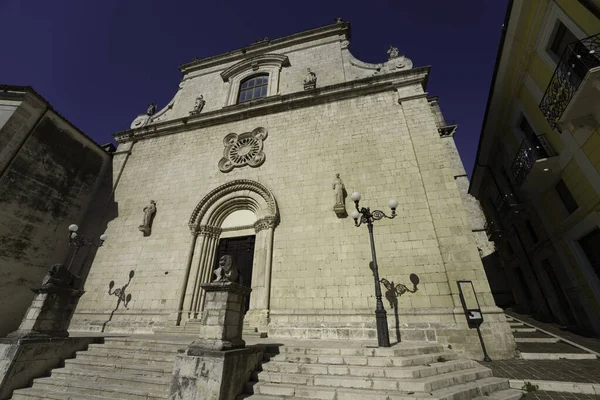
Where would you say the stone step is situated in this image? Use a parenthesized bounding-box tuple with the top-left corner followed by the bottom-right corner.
(64, 357, 172, 376)
(508, 322, 525, 327)
(511, 328, 536, 333)
(103, 336, 191, 348)
(87, 342, 181, 355)
(267, 351, 459, 367)
(473, 389, 524, 400)
(277, 343, 444, 357)
(514, 337, 560, 343)
(11, 387, 115, 400)
(244, 376, 509, 399)
(31, 376, 166, 400)
(50, 366, 171, 391)
(73, 351, 174, 369)
(251, 366, 492, 393)
(259, 359, 476, 379)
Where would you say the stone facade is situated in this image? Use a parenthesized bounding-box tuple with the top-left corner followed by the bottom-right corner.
(70, 23, 515, 358)
(0, 85, 113, 338)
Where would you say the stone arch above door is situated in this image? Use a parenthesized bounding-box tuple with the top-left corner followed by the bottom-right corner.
(188, 179, 279, 232)
(179, 179, 279, 331)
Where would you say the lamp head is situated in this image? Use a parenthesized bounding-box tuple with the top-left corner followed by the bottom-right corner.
(99, 233, 108, 245)
(350, 210, 360, 224)
(350, 192, 361, 202)
(68, 224, 79, 232)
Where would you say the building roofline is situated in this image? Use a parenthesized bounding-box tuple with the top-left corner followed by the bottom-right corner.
(468, 0, 514, 195)
(179, 21, 351, 75)
(0, 84, 113, 155)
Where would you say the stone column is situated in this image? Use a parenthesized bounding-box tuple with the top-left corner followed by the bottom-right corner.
(244, 217, 276, 330)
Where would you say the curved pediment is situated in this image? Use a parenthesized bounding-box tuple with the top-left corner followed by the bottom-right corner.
(220, 54, 290, 82)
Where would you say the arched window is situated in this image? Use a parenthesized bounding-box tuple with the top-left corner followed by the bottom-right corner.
(238, 74, 269, 103)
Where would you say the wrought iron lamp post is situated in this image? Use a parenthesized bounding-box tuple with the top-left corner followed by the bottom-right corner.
(67, 224, 107, 271)
(350, 192, 398, 348)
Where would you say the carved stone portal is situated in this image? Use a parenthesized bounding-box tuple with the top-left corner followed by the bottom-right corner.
(218, 127, 268, 173)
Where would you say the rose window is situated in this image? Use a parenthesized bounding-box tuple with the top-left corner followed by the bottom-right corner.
(219, 127, 268, 173)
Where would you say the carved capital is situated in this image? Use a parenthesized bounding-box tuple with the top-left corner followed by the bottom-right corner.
(253, 216, 278, 232)
(198, 225, 222, 238)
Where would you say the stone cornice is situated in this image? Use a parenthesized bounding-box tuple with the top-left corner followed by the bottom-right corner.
(114, 66, 430, 144)
(220, 54, 290, 82)
(179, 22, 350, 75)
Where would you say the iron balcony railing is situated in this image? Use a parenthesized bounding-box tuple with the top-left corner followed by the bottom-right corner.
(540, 33, 600, 130)
(484, 220, 504, 242)
(495, 192, 520, 218)
(510, 135, 557, 187)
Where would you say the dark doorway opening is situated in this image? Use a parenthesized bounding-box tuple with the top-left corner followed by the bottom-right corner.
(214, 235, 256, 313)
(542, 259, 577, 325)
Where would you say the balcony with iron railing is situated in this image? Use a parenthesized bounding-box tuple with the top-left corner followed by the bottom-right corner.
(540, 33, 600, 131)
(485, 219, 505, 242)
(510, 135, 560, 195)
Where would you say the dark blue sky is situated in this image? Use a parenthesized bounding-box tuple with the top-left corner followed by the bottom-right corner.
(1, 0, 509, 177)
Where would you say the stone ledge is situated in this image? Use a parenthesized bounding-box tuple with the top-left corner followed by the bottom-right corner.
(509, 380, 600, 395)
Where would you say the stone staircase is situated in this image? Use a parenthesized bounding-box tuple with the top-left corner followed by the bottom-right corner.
(156, 319, 268, 338)
(9, 335, 188, 400)
(237, 342, 523, 400)
(10, 334, 521, 400)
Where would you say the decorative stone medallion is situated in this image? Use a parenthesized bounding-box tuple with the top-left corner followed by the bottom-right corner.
(218, 127, 268, 173)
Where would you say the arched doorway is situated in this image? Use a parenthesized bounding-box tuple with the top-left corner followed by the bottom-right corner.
(177, 179, 278, 331)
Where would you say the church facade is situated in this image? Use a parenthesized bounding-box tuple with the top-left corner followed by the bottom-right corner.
(70, 22, 515, 359)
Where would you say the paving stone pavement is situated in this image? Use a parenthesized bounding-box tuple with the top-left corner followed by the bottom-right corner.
(477, 359, 600, 383)
(522, 390, 600, 399)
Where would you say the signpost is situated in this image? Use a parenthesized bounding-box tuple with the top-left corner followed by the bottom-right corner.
(456, 280, 492, 362)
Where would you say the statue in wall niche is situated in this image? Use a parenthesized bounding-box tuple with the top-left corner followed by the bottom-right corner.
(332, 173, 347, 217)
(146, 103, 157, 116)
(189, 95, 206, 115)
(213, 254, 239, 283)
(139, 200, 157, 236)
(303, 68, 317, 90)
(387, 45, 399, 59)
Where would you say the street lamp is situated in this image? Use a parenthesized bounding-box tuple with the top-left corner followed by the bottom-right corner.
(67, 224, 107, 271)
(350, 192, 398, 347)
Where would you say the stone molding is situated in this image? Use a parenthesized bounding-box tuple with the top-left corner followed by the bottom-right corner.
(179, 22, 349, 75)
(113, 67, 430, 143)
(220, 54, 290, 82)
(189, 179, 278, 232)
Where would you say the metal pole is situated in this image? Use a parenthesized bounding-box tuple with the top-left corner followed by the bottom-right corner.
(367, 222, 390, 347)
(476, 325, 492, 362)
(67, 246, 79, 271)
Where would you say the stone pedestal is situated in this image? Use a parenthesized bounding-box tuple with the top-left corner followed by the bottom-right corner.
(170, 281, 255, 400)
(187, 281, 251, 353)
(7, 265, 84, 339)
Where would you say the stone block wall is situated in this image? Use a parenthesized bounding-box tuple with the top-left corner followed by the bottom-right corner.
(0, 87, 112, 337)
(71, 23, 515, 358)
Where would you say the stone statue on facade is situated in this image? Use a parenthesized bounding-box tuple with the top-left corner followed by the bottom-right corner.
(387, 45, 399, 59)
(332, 173, 347, 217)
(139, 200, 156, 235)
(303, 68, 317, 90)
(146, 103, 157, 116)
(213, 254, 239, 283)
(189, 95, 206, 115)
